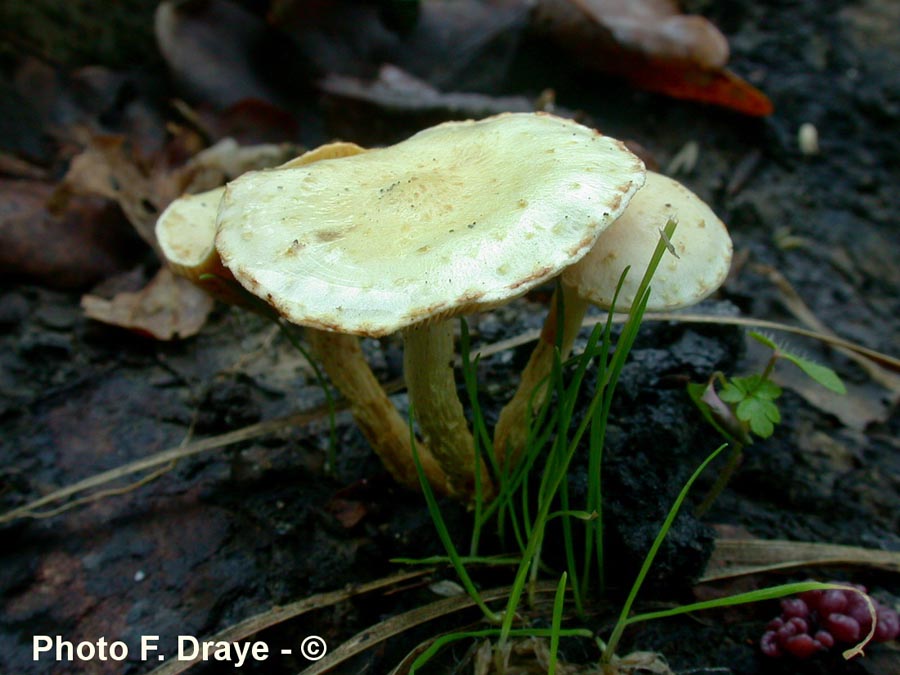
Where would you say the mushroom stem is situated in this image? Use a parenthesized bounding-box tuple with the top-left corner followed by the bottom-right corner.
(493, 285, 590, 469)
(305, 329, 451, 495)
(403, 321, 494, 499)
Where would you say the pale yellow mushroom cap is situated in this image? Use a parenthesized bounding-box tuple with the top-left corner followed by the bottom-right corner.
(156, 186, 227, 282)
(562, 171, 732, 310)
(215, 112, 646, 337)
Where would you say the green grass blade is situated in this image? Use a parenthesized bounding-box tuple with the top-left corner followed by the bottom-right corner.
(601, 442, 727, 663)
(549, 572, 568, 675)
(408, 406, 501, 624)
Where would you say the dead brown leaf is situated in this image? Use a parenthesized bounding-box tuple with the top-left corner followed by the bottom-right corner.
(178, 99, 301, 147)
(81, 267, 214, 340)
(63, 132, 298, 338)
(61, 135, 164, 254)
(0, 153, 50, 180)
(177, 138, 299, 194)
(62, 133, 300, 251)
(590, 0, 728, 66)
(326, 498, 368, 529)
(0, 179, 143, 289)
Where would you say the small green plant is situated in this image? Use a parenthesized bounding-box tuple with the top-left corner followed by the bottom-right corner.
(689, 331, 846, 514)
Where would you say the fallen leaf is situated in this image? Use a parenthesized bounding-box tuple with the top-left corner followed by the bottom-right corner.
(62, 133, 299, 253)
(773, 367, 892, 431)
(155, 0, 279, 108)
(81, 268, 214, 340)
(573, 0, 730, 67)
(532, 0, 773, 115)
(61, 135, 163, 254)
(319, 64, 536, 115)
(181, 99, 302, 146)
(0, 153, 50, 180)
(0, 179, 144, 289)
(325, 498, 368, 529)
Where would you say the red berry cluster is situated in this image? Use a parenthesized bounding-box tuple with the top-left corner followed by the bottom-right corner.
(760, 584, 899, 659)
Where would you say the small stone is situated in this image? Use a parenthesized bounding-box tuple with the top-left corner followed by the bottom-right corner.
(798, 123, 819, 156)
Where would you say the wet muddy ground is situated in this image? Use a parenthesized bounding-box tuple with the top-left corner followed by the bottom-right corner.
(1, 1, 898, 674)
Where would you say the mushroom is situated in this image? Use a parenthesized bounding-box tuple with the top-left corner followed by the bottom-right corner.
(215, 112, 645, 497)
(156, 142, 451, 494)
(493, 171, 733, 467)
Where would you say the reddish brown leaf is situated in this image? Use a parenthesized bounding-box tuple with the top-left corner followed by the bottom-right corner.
(533, 0, 773, 116)
(619, 58, 774, 117)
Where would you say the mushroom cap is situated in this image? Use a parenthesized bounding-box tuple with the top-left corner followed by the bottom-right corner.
(156, 186, 227, 282)
(562, 171, 732, 310)
(216, 112, 646, 337)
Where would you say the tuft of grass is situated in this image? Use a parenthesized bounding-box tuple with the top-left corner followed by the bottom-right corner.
(399, 218, 868, 672)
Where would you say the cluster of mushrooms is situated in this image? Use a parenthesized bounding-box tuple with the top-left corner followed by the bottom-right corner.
(156, 112, 732, 500)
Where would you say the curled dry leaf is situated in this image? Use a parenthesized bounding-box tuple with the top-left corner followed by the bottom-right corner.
(81, 267, 214, 341)
(604, 651, 674, 674)
(63, 134, 299, 248)
(61, 135, 163, 254)
(325, 498, 368, 529)
(580, 0, 730, 68)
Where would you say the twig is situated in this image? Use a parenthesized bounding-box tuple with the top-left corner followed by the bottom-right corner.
(0, 407, 329, 525)
(301, 582, 559, 675)
(24, 460, 178, 520)
(473, 312, 900, 376)
(143, 570, 432, 675)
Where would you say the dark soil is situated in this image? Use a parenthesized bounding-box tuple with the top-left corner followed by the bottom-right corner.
(2, 1, 898, 674)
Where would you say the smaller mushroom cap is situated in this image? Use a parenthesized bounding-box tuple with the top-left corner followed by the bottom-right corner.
(156, 142, 369, 305)
(216, 112, 646, 337)
(156, 186, 227, 282)
(562, 171, 732, 310)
